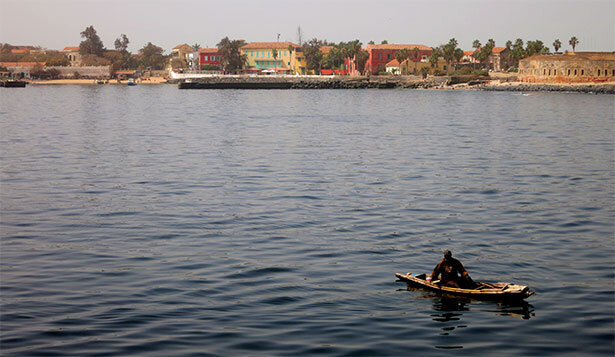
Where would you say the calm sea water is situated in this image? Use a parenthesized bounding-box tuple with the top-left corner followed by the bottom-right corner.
(1, 85, 613, 356)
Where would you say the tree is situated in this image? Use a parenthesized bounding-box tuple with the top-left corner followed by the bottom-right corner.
(473, 39, 495, 68)
(46, 52, 70, 66)
(569, 36, 579, 52)
(505, 40, 513, 50)
(472, 40, 481, 51)
(368, 40, 375, 45)
(138, 42, 165, 70)
(395, 48, 411, 65)
(429, 47, 442, 68)
(441, 38, 459, 71)
(302, 38, 325, 74)
(412, 47, 420, 61)
(190, 43, 201, 70)
(509, 38, 525, 67)
(553, 39, 562, 53)
(217, 37, 247, 73)
(381, 40, 388, 44)
(114, 34, 129, 53)
(526, 40, 549, 57)
(81, 54, 111, 66)
(355, 49, 369, 75)
(454, 48, 464, 66)
(272, 48, 278, 73)
(79, 25, 105, 56)
(420, 66, 429, 79)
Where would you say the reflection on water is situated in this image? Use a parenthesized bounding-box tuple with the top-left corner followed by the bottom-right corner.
(402, 284, 535, 320)
(400, 284, 535, 350)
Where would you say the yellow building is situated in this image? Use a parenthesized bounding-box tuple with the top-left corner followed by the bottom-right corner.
(400, 58, 449, 75)
(241, 42, 305, 75)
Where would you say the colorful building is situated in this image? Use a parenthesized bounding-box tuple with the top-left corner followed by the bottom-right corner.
(198, 48, 222, 69)
(365, 44, 432, 74)
(518, 52, 615, 83)
(385, 59, 400, 74)
(241, 42, 305, 74)
(400, 58, 448, 75)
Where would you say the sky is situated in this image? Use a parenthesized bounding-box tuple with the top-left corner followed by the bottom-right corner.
(1, 0, 614, 53)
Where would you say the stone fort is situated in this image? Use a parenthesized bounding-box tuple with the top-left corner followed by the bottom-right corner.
(518, 52, 615, 83)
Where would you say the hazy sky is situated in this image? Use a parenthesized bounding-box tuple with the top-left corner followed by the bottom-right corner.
(2, 0, 614, 53)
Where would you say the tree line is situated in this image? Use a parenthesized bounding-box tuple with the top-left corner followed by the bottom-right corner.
(1, 26, 167, 72)
(2, 26, 582, 75)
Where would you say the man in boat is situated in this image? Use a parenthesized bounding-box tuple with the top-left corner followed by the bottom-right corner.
(430, 250, 476, 289)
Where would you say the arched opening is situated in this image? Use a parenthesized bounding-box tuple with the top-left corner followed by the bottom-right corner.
(598, 69, 601, 76)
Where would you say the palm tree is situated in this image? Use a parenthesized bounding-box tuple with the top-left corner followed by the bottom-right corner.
(217, 37, 247, 73)
(472, 40, 481, 69)
(191, 43, 200, 70)
(553, 39, 562, 53)
(395, 49, 411, 65)
(272, 48, 278, 73)
(569, 36, 579, 52)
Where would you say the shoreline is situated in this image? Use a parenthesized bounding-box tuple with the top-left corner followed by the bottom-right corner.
(22, 76, 615, 94)
(29, 77, 168, 85)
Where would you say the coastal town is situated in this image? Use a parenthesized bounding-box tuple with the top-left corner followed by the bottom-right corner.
(1, 26, 614, 91)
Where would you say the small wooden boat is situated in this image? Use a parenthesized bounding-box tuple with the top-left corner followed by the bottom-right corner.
(396, 272, 534, 300)
(0, 80, 27, 88)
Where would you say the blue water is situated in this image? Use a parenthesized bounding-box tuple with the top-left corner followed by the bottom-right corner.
(1, 86, 613, 356)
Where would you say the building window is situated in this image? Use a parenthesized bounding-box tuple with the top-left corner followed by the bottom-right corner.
(597, 69, 600, 76)
(574, 69, 577, 75)
(378, 54, 382, 60)
(543, 69, 546, 75)
(567, 69, 570, 76)
(553, 69, 556, 76)
(581, 69, 584, 75)
(387, 54, 392, 60)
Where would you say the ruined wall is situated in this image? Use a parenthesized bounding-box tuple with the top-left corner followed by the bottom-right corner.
(519, 54, 615, 83)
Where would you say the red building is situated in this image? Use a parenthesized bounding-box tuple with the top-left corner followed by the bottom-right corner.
(365, 44, 432, 74)
(198, 48, 222, 69)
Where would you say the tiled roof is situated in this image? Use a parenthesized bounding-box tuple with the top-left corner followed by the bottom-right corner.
(463, 51, 476, 56)
(320, 46, 334, 55)
(491, 47, 507, 54)
(173, 43, 190, 50)
(386, 59, 400, 67)
(241, 42, 300, 49)
(63, 46, 80, 51)
(198, 48, 220, 54)
(367, 44, 432, 51)
(0, 62, 46, 67)
(11, 49, 29, 54)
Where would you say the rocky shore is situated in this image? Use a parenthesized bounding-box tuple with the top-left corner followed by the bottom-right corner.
(477, 81, 615, 94)
(178, 75, 614, 93)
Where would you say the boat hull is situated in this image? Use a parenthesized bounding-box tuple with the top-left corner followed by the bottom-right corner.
(396, 273, 534, 300)
(1, 80, 27, 88)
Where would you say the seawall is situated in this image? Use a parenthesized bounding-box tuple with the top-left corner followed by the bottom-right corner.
(177, 75, 615, 93)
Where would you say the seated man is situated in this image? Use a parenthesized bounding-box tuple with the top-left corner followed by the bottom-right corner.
(430, 250, 476, 289)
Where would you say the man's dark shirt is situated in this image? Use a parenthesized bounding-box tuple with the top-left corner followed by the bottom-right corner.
(431, 257, 469, 283)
